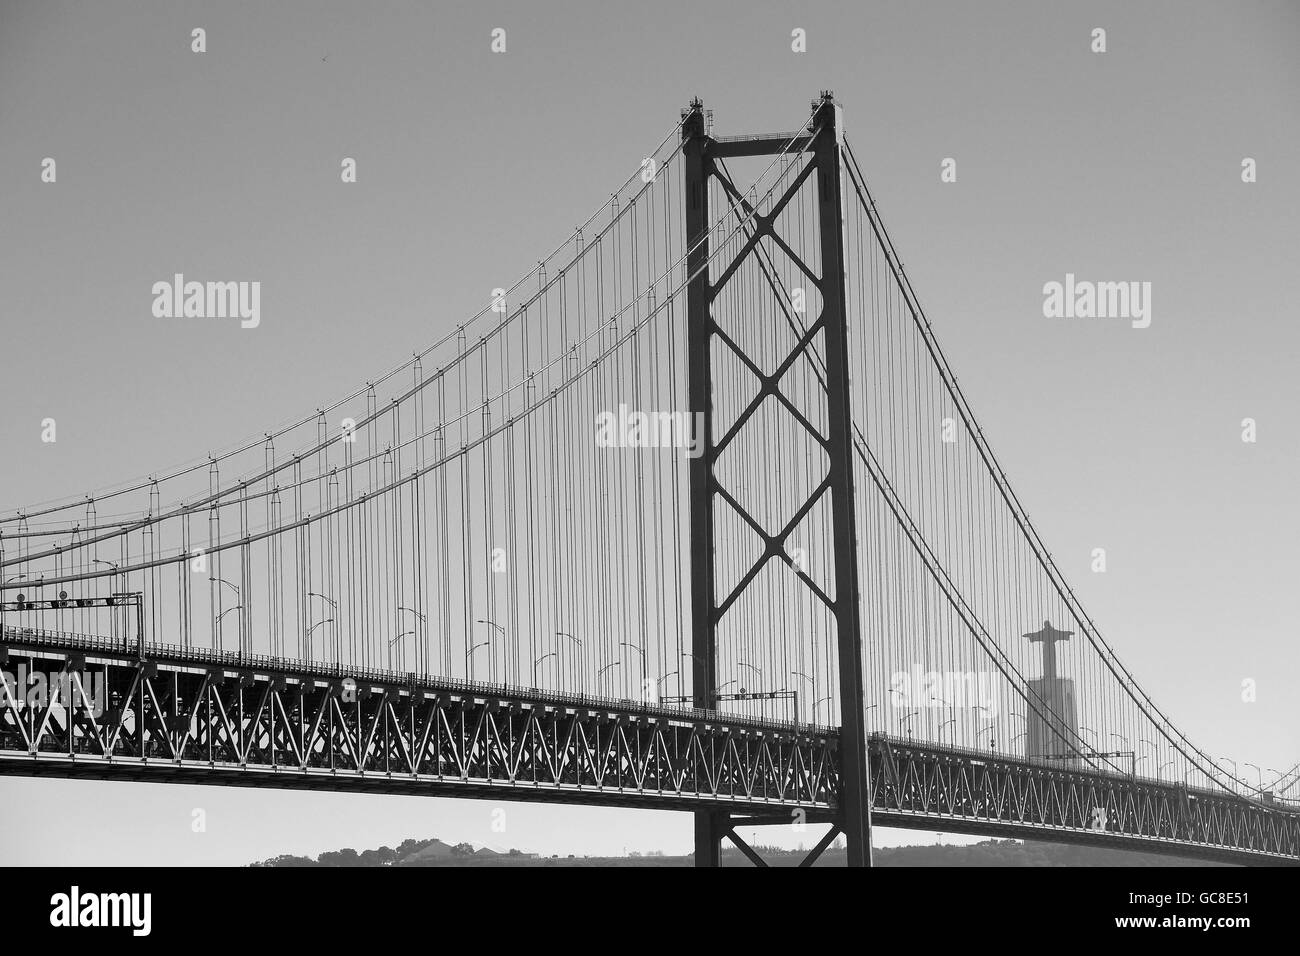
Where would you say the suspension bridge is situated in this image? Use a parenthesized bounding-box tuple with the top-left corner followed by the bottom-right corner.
(1, 93, 1296, 867)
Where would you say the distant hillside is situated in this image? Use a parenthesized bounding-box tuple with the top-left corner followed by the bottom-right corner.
(875, 840, 1222, 867)
(251, 837, 1224, 867)
(252, 837, 526, 867)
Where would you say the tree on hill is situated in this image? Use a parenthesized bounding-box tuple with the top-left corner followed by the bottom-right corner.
(397, 838, 433, 857)
(251, 854, 315, 867)
(317, 847, 361, 867)
(359, 846, 397, 866)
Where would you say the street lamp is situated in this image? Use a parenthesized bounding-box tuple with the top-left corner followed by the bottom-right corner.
(215, 605, 242, 649)
(938, 717, 956, 743)
(210, 576, 240, 598)
(396, 608, 425, 672)
(305, 618, 333, 660)
(474, 620, 506, 680)
(533, 651, 557, 685)
(619, 643, 647, 676)
(388, 630, 415, 671)
(597, 661, 622, 695)
(791, 672, 814, 714)
(900, 710, 919, 738)
(93, 559, 122, 593)
(308, 591, 337, 610)
(654, 671, 680, 703)
(476, 619, 506, 639)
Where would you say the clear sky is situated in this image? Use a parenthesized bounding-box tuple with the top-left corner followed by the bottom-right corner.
(0, 0, 1297, 863)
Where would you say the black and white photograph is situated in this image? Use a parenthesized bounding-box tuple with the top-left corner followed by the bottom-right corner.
(1, 0, 1296, 936)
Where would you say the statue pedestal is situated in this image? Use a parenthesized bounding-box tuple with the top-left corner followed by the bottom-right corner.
(1025, 676, 1079, 769)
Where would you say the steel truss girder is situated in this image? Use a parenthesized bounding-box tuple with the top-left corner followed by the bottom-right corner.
(869, 736, 1300, 865)
(0, 640, 839, 816)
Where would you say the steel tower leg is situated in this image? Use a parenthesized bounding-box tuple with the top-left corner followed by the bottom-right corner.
(811, 94, 873, 867)
(682, 99, 727, 866)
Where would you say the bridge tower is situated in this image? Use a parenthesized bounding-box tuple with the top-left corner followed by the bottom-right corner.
(682, 93, 873, 867)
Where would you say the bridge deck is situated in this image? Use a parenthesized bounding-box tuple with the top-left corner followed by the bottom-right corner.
(1, 632, 1296, 863)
